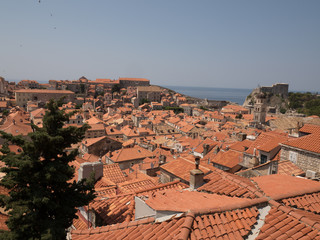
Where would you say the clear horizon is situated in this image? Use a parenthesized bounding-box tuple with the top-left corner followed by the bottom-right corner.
(1, 1, 320, 92)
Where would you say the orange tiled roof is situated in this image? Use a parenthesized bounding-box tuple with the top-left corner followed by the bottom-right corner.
(0, 122, 32, 136)
(94, 186, 118, 199)
(251, 174, 320, 200)
(0, 213, 8, 231)
(103, 164, 126, 184)
(89, 181, 188, 226)
(256, 205, 320, 239)
(198, 169, 261, 199)
(277, 160, 305, 176)
(109, 146, 153, 163)
(90, 194, 134, 226)
(299, 124, 320, 135)
(0, 101, 8, 108)
(193, 138, 218, 153)
(82, 136, 106, 147)
(160, 157, 214, 182)
(245, 132, 289, 154)
(144, 189, 260, 212)
(222, 104, 248, 112)
(119, 179, 156, 193)
(71, 216, 184, 240)
(229, 139, 252, 152)
(86, 116, 103, 125)
(281, 133, 320, 154)
(190, 207, 259, 239)
(211, 150, 242, 169)
(119, 77, 149, 82)
(15, 89, 74, 94)
(281, 192, 320, 214)
(73, 210, 91, 230)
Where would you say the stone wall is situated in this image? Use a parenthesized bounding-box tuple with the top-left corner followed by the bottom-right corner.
(281, 146, 320, 177)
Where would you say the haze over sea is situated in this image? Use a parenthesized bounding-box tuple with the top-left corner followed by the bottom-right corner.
(164, 86, 252, 105)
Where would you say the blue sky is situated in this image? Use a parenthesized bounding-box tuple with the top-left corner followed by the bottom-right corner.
(1, 0, 319, 91)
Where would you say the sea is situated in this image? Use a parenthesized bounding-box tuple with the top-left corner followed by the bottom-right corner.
(164, 85, 252, 105)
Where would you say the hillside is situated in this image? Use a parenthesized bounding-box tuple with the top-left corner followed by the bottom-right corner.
(243, 87, 287, 113)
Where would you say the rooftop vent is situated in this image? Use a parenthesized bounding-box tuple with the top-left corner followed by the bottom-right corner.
(306, 170, 317, 179)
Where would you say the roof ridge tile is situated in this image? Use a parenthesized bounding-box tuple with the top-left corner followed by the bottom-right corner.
(177, 212, 195, 240)
(191, 197, 268, 216)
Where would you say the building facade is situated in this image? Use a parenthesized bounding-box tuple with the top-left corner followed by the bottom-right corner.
(15, 89, 75, 107)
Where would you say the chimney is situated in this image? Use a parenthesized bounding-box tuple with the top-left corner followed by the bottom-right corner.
(159, 155, 167, 165)
(78, 162, 103, 182)
(190, 161, 204, 190)
(214, 146, 220, 154)
(203, 144, 210, 156)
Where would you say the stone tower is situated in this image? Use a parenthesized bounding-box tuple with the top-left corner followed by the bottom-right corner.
(0, 77, 8, 96)
(253, 92, 266, 125)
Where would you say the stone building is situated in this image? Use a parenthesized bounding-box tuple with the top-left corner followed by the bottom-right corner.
(105, 146, 154, 170)
(0, 77, 8, 96)
(15, 89, 75, 107)
(280, 125, 320, 178)
(260, 83, 289, 98)
(17, 80, 40, 89)
(137, 86, 162, 104)
(119, 78, 150, 88)
(81, 136, 122, 157)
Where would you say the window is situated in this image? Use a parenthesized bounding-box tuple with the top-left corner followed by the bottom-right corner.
(260, 154, 267, 164)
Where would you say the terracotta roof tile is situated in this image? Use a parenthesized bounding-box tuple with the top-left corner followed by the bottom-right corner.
(277, 160, 305, 176)
(188, 207, 258, 239)
(198, 168, 261, 199)
(211, 150, 242, 169)
(143, 189, 262, 213)
(281, 133, 320, 154)
(299, 124, 320, 135)
(72, 216, 183, 240)
(160, 157, 214, 182)
(0, 213, 8, 231)
(281, 192, 320, 214)
(72, 211, 91, 230)
(109, 146, 154, 163)
(245, 131, 289, 155)
(94, 186, 118, 199)
(103, 163, 126, 184)
(251, 174, 320, 200)
(119, 179, 156, 193)
(257, 206, 320, 240)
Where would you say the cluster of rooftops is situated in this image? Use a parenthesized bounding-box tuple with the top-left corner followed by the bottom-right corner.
(0, 77, 320, 239)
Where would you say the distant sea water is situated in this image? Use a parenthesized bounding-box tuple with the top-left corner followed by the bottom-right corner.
(164, 85, 252, 105)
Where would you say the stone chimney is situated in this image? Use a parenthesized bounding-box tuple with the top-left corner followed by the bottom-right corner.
(203, 144, 210, 156)
(78, 162, 103, 182)
(190, 157, 204, 190)
(214, 145, 220, 154)
(159, 155, 167, 165)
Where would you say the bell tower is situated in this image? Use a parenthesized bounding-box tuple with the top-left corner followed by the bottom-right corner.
(253, 92, 266, 125)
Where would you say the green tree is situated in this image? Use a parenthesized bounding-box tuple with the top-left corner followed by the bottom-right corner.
(0, 99, 95, 240)
(2, 109, 9, 117)
(111, 84, 121, 94)
(164, 106, 184, 114)
(235, 113, 243, 119)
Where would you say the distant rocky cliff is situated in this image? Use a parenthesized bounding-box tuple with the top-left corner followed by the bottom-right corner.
(243, 83, 289, 113)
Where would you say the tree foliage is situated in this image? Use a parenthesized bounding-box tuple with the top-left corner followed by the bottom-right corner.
(164, 106, 184, 114)
(288, 92, 320, 116)
(111, 84, 121, 94)
(0, 99, 95, 240)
